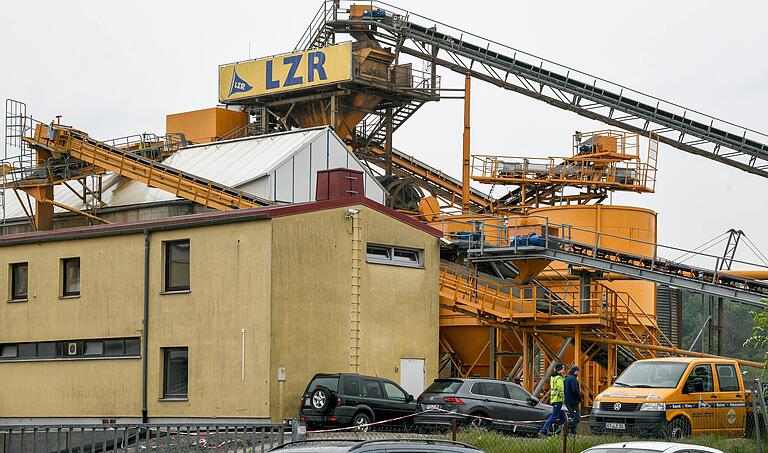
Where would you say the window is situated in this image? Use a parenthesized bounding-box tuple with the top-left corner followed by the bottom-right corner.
(0, 345, 17, 358)
(343, 376, 361, 397)
(684, 364, 714, 393)
(309, 376, 339, 393)
(62, 258, 80, 297)
(164, 240, 190, 292)
(471, 381, 509, 399)
(163, 347, 189, 399)
(10, 262, 28, 301)
(383, 382, 407, 401)
(0, 337, 141, 361)
(363, 379, 384, 399)
(507, 384, 531, 402)
(84, 341, 104, 356)
(716, 364, 740, 392)
(366, 244, 422, 268)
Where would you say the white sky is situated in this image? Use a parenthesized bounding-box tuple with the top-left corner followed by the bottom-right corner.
(1, 0, 767, 266)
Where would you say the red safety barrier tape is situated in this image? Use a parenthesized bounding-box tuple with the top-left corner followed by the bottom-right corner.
(306, 407, 589, 433)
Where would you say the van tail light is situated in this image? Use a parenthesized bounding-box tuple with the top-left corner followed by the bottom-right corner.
(443, 397, 465, 405)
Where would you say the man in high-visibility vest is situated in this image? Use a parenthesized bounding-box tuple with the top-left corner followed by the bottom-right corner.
(538, 363, 567, 437)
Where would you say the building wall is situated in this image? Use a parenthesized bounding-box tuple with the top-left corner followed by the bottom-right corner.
(0, 234, 145, 418)
(146, 222, 273, 419)
(268, 205, 439, 421)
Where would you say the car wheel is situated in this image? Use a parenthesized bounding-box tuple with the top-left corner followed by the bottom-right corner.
(665, 416, 691, 441)
(469, 413, 491, 429)
(310, 387, 334, 413)
(352, 412, 371, 432)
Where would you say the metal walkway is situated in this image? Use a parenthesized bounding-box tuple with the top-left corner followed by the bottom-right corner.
(456, 217, 768, 307)
(300, 1, 768, 179)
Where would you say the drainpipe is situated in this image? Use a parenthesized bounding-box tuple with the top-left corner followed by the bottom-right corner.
(141, 230, 151, 423)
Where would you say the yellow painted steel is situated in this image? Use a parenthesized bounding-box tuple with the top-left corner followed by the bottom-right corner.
(219, 43, 353, 102)
(166, 107, 248, 144)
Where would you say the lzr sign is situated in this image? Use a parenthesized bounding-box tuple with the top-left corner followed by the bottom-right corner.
(219, 42, 352, 102)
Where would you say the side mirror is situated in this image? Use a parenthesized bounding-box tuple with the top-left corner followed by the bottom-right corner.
(406, 394, 414, 403)
(693, 377, 704, 393)
(528, 396, 539, 406)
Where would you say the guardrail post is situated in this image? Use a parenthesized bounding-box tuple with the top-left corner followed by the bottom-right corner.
(290, 419, 306, 442)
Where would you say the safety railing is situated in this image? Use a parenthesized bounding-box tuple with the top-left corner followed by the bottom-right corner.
(471, 155, 655, 192)
(0, 423, 286, 453)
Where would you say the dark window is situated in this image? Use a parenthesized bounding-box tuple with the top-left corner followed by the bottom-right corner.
(507, 384, 531, 401)
(366, 245, 391, 261)
(342, 376, 361, 396)
(62, 258, 80, 297)
(10, 262, 28, 301)
(37, 342, 57, 358)
(163, 347, 189, 398)
(716, 364, 740, 392)
(472, 381, 508, 398)
(18, 343, 36, 358)
(364, 380, 384, 399)
(393, 248, 420, 265)
(309, 376, 339, 393)
(0, 337, 141, 361)
(104, 340, 125, 356)
(366, 244, 423, 268)
(84, 341, 103, 356)
(383, 382, 407, 401)
(684, 364, 714, 393)
(165, 240, 190, 292)
(0, 345, 17, 358)
(424, 380, 464, 394)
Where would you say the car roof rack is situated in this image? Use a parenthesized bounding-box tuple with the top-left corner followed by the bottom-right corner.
(349, 438, 478, 451)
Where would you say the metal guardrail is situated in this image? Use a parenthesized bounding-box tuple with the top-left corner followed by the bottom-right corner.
(0, 424, 286, 453)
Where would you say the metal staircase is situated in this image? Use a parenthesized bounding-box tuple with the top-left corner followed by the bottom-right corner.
(299, 1, 768, 179)
(355, 99, 426, 149)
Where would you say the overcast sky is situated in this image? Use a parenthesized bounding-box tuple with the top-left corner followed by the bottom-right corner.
(1, 0, 767, 266)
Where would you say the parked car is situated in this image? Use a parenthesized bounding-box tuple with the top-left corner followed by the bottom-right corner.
(270, 439, 482, 452)
(582, 441, 722, 453)
(299, 373, 417, 430)
(414, 378, 552, 434)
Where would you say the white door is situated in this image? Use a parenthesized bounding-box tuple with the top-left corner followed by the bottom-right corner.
(400, 358, 425, 397)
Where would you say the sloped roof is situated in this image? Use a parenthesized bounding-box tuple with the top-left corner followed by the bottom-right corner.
(2, 127, 330, 219)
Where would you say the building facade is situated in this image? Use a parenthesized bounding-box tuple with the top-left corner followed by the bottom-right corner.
(0, 197, 440, 423)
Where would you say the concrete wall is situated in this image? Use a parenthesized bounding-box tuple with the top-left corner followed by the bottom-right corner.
(146, 222, 273, 419)
(268, 205, 439, 421)
(0, 234, 145, 418)
(0, 204, 438, 422)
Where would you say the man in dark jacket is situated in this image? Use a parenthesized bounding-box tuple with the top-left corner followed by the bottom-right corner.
(564, 365, 582, 434)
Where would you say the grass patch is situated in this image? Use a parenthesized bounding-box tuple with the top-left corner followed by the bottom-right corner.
(452, 427, 760, 453)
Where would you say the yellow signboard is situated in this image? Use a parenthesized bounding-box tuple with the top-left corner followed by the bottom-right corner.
(219, 43, 353, 102)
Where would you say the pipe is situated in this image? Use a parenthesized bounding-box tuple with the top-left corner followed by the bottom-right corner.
(461, 73, 471, 213)
(141, 230, 150, 423)
(580, 335, 766, 369)
(719, 270, 768, 280)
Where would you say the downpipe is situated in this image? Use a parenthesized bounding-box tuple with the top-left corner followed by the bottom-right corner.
(142, 230, 150, 423)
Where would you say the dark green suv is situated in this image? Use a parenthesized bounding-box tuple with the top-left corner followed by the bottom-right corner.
(299, 373, 417, 430)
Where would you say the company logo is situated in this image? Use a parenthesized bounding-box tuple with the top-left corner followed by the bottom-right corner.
(228, 69, 253, 97)
(727, 409, 737, 424)
(613, 402, 622, 411)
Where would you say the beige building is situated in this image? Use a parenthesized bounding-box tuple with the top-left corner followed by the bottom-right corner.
(0, 196, 440, 423)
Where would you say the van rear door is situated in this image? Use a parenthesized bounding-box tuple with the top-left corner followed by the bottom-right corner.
(713, 363, 746, 434)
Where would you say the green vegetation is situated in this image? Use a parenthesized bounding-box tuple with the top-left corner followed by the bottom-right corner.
(745, 307, 768, 375)
(453, 428, 759, 453)
(681, 292, 765, 379)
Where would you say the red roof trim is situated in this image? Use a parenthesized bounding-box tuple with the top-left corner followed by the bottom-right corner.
(0, 197, 441, 246)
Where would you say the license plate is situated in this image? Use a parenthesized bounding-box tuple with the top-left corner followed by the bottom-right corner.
(606, 422, 626, 430)
(423, 404, 439, 410)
